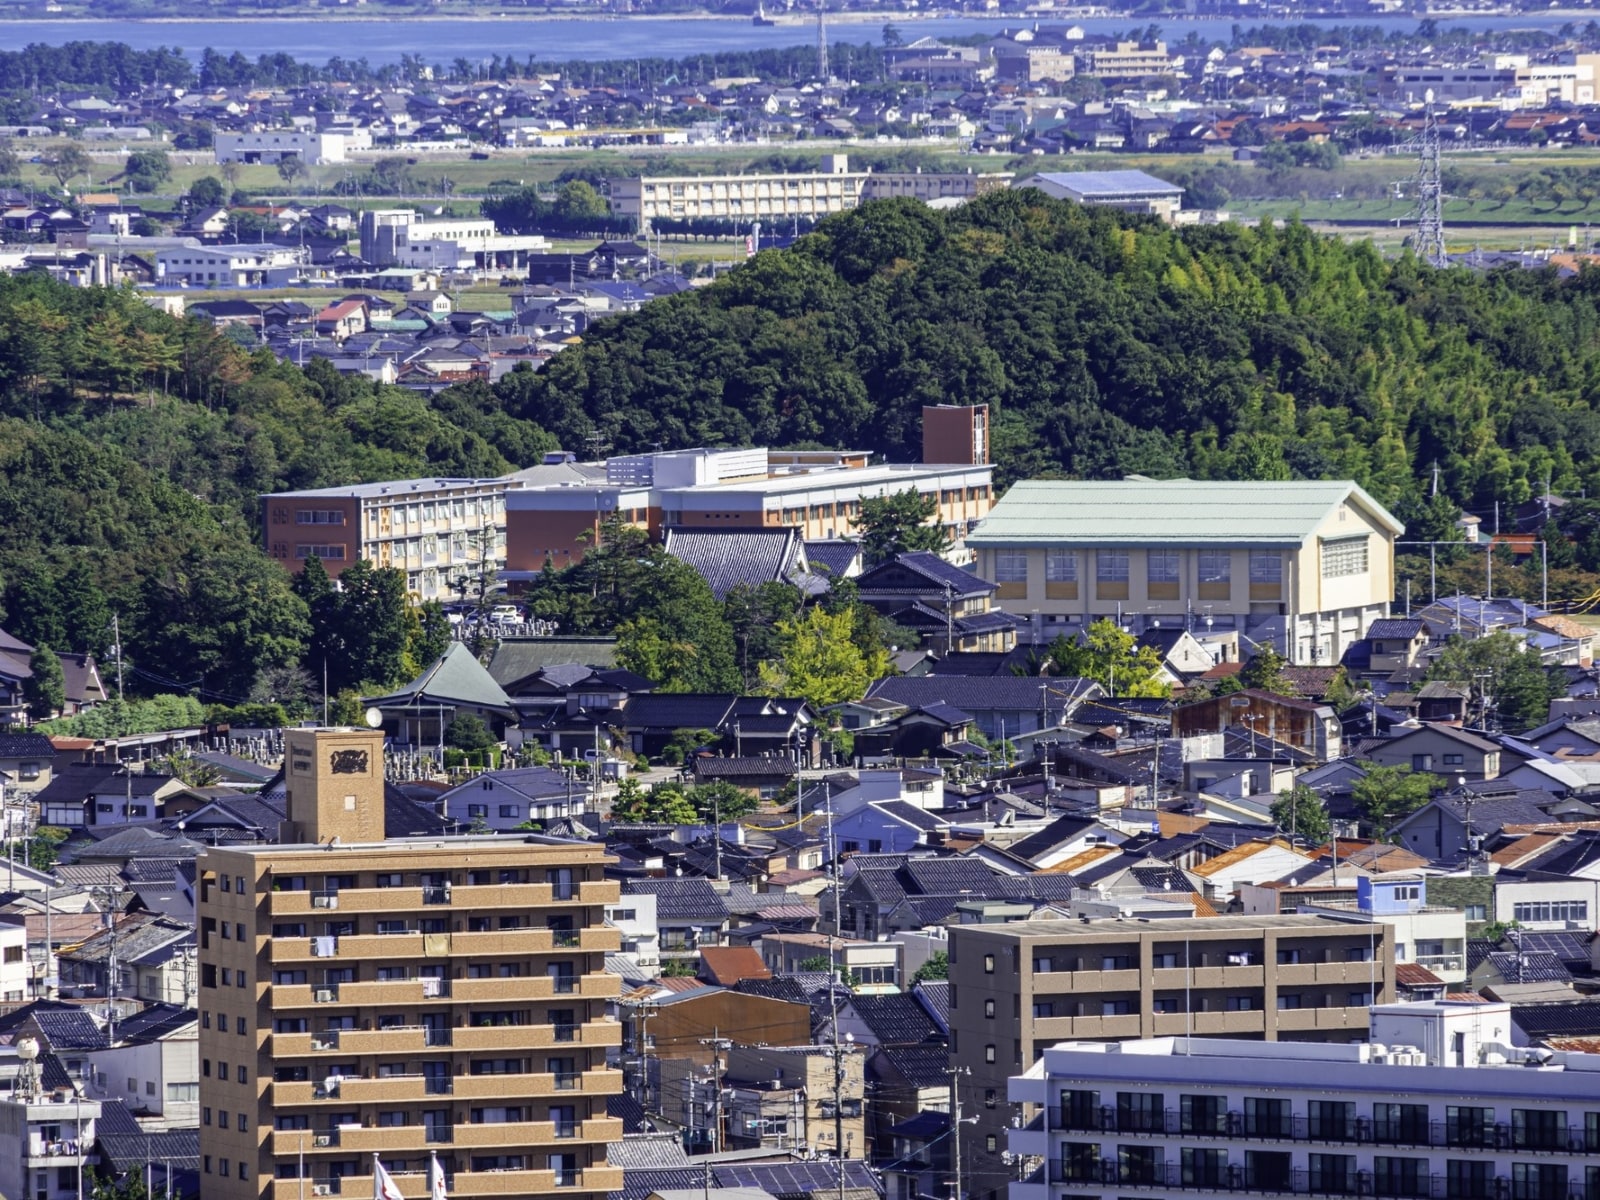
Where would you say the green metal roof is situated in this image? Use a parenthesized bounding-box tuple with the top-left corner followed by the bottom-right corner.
(365, 642, 516, 716)
(966, 479, 1403, 549)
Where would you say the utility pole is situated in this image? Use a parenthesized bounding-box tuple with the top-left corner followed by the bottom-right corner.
(110, 614, 124, 701)
(948, 1067, 966, 1200)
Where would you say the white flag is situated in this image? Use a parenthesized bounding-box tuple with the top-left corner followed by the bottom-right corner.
(373, 1155, 405, 1200)
(429, 1152, 449, 1200)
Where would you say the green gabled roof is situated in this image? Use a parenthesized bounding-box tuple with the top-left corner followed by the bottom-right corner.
(365, 642, 516, 716)
(967, 479, 1403, 549)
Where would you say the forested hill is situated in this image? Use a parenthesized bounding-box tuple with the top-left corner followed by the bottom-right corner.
(518, 190, 1600, 518)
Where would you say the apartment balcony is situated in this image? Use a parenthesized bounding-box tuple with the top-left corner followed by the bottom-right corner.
(273, 933, 428, 963)
(271, 979, 451, 1009)
(451, 1068, 623, 1101)
(1033, 967, 1143, 993)
(450, 1117, 624, 1149)
(1033, 1013, 1144, 1040)
(1043, 1161, 1534, 1198)
(1274, 1006, 1372, 1033)
(1274, 962, 1387, 987)
(268, 879, 616, 919)
(449, 929, 620, 958)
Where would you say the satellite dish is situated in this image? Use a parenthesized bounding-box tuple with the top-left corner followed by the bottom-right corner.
(16, 1038, 39, 1061)
(364, 707, 383, 729)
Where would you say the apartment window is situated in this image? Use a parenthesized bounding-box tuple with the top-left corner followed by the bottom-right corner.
(1466, 904, 1488, 921)
(1245, 1151, 1292, 1191)
(1513, 901, 1589, 924)
(1096, 550, 1128, 583)
(1308, 1099, 1355, 1141)
(1248, 550, 1282, 584)
(1373, 1156, 1426, 1198)
(1307, 1153, 1356, 1195)
(295, 545, 347, 561)
(1101, 999, 1132, 1015)
(984, 1044, 996, 1063)
(1512, 1109, 1568, 1151)
(1198, 550, 1231, 584)
(1446, 1106, 1494, 1147)
(1277, 994, 1302, 1010)
(1182, 1148, 1227, 1188)
(1321, 535, 1369, 578)
(1225, 995, 1255, 1012)
(1152, 996, 1180, 1013)
(983, 999, 995, 1018)
(1116, 1092, 1162, 1133)
(1032, 1001, 1055, 1019)
(1061, 1143, 1099, 1182)
(1181, 1094, 1226, 1135)
(1045, 549, 1077, 582)
(1244, 1097, 1291, 1138)
(983, 955, 995, 974)
(1447, 1160, 1495, 1200)
(994, 551, 1028, 583)
(1511, 1163, 1568, 1200)
(296, 510, 346, 525)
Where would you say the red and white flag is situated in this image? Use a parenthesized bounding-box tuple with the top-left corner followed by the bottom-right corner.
(373, 1155, 405, 1200)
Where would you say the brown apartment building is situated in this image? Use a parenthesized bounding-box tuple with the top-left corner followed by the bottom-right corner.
(197, 726, 623, 1200)
(949, 915, 1396, 1200)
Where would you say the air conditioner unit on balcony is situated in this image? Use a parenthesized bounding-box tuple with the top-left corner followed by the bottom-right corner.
(313, 1135, 333, 1148)
(313, 895, 337, 909)
(313, 1186, 333, 1196)
(314, 989, 336, 1003)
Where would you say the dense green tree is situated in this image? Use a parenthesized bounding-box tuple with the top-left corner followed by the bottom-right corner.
(911, 950, 949, 983)
(39, 143, 92, 192)
(689, 778, 759, 821)
(22, 645, 64, 720)
(1426, 629, 1560, 732)
(445, 714, 497, 753)
(123, 149, 171, 193)
(617, 559, 739, 693)
(1271, 783, 1331, 845)
(1241, 647, 1296, 694)
(611, 779, 698, 824)
(187, 175, 226, 209)
(1041, 620, 1169, 697)
(1352, 764, 1442, 831)
(758, 605, 889, 710)
(857, 489, 950, 566)
(724, 581, 804, 689)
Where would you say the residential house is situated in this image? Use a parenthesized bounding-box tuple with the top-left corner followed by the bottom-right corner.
(30, 762, 192, 829)
(314, 297, 367, 340)
(1390, 787, 1558, 861)
(621, 878, 729, 960)
(1362, 616, 1432, 678)
(1362, 723, 1502, 782)
(759, 932, 903, 992)
(0, 630, 108, 724)
(1171, 688, 1342, 761)
(439, 764, 584, 830)
(854, 551, 1017, 654)
(661, 527, 821, 602)
(56, 913, 194, 1004)
(864, 675, 1099, 741)
(721, 1044, 865, 1158)
(80, 1004, 199, 1127)
(0, 732, 57, 795)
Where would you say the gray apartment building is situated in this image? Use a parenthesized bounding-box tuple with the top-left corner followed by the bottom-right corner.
(949, 915, 1397, 1200)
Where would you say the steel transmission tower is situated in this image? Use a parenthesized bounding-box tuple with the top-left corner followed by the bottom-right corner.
(817, 0, 829, 81)
(1413, 89, 1447, 267)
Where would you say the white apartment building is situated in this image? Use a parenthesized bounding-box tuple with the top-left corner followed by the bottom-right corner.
(1009, 1000, 1600, 1200)
(0, 1052, 99, 1200)
(154, 243, 304, 288)
(214, 130, 365, 165)
(358, 208, 549, 271)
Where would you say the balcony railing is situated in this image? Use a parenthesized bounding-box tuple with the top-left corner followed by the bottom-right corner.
(550, 1024, 578, 1043)
(422, 886, 452, 905)
(551, 929, 581, 948)
(1042, 1162, 1532, 1198)
(1043, 1109, 1594, 1154)
(553, 1072, 579, 1091)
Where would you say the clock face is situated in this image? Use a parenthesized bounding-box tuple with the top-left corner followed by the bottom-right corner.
(330, 749, 369, 775)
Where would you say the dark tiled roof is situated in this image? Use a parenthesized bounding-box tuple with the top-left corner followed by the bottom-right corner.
(94, 1098, 146, 1136)
(691, 756, 797, 779)
(1367, 618, 1427, 640)
(992, 873, 1080, 902)
(734, 977, 811, 1005)
(604, 1134, 690, 1169)
(874, 1041, 951, 1089)
(875, 800, 946, 833)
(805, 540, 861, 578)
(1515, 829, 1600, 877)
(383, 783, 450, 837)
(1418, 790, 1555, 836)
(1467, 939, 1499, 974)
(621, 693, 737, 729)
(1510, 1000, 1600, 1040)
(114, 1004, 197, 1043)
(607, 1091, 649, 1134)
(623, 878, 728, 922)
(100, 1130, 198, 1172)
(924, 648, 1046, 677)
(32, 1008, 108, 1050)
(662, 527, 808, 601)
(912, 981, 950, 1031)
(847, 993, 943, 1045)
(1003, 815, 1099, 864)
(898, 856, 996, 895)
(1486, 951, 1572, 985)
(869, 674, 1096, 716)
(0, 733, 55, 758)
(857, 551, 994, 597)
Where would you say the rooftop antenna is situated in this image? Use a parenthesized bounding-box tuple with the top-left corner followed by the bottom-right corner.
(1411, 89, 1447, 268)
